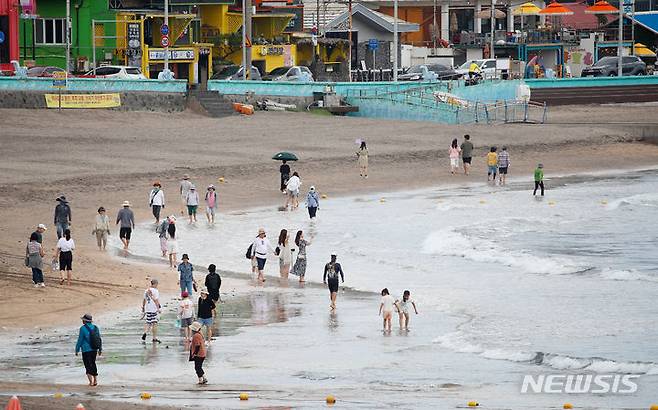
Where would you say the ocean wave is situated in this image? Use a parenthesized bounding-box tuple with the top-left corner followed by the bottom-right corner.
(599, 268, 658, 283)
(433, 332, 658, 375)
(606, 193, 658, 210)
(422, 229, 582, 275)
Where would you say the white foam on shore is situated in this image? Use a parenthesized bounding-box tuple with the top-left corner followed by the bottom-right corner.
(606, 192, 658, 210)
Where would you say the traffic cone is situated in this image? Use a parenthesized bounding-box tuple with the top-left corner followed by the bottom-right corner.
(5, 396, 21, 410)
(75, 404, 85, 410)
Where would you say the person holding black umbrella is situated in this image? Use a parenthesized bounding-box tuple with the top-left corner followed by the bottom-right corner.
(280, 160, 290, 193)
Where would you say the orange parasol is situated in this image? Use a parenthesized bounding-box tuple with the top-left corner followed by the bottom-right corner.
(539, 1, 574, 16)
(584, 0, 618, 14)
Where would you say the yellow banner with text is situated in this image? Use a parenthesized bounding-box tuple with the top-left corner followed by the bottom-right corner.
(44, 93, 121, 109)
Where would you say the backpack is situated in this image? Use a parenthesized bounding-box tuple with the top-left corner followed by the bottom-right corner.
(85, 324, 102, 351)
(245, 243, 253, 259)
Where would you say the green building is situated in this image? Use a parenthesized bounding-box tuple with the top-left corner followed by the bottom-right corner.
(19, 0, 117, 70)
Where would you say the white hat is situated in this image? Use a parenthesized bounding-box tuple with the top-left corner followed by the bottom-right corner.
(37, 223, 47, 230)
(189, 321, 202, 332)
(199, 287, 209, 295)
(122, 200, 131, 207)
(190, 185, 196, 190)
(310, 186, 316, 191)
(207, 184, 215, 190)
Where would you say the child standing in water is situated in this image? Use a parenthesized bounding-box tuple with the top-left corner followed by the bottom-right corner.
(448, 139, 461, 175)
(379, 288, 396, 332)
(396, 290, 418, 330)
(533, 163, 545, 196)
(487, 146, 498, 182)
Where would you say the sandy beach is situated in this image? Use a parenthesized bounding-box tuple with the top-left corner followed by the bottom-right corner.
(1, 105, 658, 409)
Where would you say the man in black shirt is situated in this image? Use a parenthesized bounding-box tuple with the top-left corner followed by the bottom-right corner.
(279, 160, 290, 193)
(197, 288, 216, 342)
(54, 196, 72, 239)
(205, 264, 222, 305)
(323, 253, 345, 311)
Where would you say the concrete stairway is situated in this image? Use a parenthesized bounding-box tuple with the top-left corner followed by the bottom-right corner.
(188, 89, 235, 118)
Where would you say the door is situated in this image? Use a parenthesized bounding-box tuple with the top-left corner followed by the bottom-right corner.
(0, 16, 9, 65)
(198, 53, 209, 88)
(621, 57, 635, 75)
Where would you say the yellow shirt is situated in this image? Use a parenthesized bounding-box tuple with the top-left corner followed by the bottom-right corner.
(487, 152, 498, 166)
(469, 62, 480, 73)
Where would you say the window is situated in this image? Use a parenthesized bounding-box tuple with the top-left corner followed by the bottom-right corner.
(94, 67, 121, 76)
(34, 18, 67, 45)
(125, 67, 142, 75)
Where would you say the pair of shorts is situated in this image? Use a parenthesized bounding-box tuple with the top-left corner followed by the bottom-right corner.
(145, 311, 159, 324)
(383, 310, 393, 320)
(327, 278, 339, 293)
(488, 165, 498, 174)
(152, 205, 161, 219)
(82, 350, 98, 376)
(462, 157, 472, 164)
(287, 189, 299, 197)
(206, 207, 215, 215)
(198, 317, 213, 327)
(119, 227, 132, 240)
(59, 251, 73, 271)
(499, 167, 508, 174)
(256, 257, 267, 270)
(180, 317, 193, 327)
(450, 158, 459, 167)
(187, 205, 198, 215)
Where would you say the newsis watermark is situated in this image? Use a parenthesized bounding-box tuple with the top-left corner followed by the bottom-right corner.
(521, 374, 640, 394)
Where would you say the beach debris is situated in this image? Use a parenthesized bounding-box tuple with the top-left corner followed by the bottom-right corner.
(232, 103, 254, 115)
(53, 392, 63, 398)
(326, 395, 336, 404)
(140, 392, 152, 400)
(75, 404, 85, 410)
(218, 177, 225, 183)
(479, 200, 486, 204)
(649, 405, 658, 410)
(563, 404, 573, 409)
(321, 194, 328, 199)
(600, 200, 608, 205)
(239, 392, 249, 401)
(257, 100, 297, 112)
(467, 401, 479, 407)
(5, 396, 21, 410)
(548, 201, 556, 206)
(380, 198, 386, 203)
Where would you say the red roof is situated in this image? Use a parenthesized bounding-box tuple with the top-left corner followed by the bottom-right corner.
(560, 2, 602, 30)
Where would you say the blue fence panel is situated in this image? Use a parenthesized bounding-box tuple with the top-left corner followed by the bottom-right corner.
(0, 77, 187, 93)
(526, 76, 658, 89)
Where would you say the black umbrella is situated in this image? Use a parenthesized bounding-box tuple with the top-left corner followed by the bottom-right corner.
(272, 152, 299, 161)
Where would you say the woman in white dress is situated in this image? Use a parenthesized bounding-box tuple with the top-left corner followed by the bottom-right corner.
(166, 218, 179, 268)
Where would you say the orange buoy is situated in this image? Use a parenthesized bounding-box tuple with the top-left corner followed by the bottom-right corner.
(5, 396, 22, 410)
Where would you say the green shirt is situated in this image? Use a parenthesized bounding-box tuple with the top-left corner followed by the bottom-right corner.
(460, 141, 474, 158)
(534, 168, 544, 181)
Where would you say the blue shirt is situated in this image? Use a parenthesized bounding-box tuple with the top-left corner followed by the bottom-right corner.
(75, 323, 101, 353)
(178, 262, 194, 282)
(306, 191, 320, 208)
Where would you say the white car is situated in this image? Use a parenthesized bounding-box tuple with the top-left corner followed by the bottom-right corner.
(84, 65, 147, 80)
(263, 66, 314, 82)
(456, 59, 498, 79)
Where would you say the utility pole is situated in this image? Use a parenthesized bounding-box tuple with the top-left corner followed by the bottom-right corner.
(316, 0, 320, 33)
(246, 0, 252, 79)
(348, 0, 352, 81)
(164, 0, 169, 73)
(617, 1, 623, 76)
(393, 0, 398, 81)
(432, 0, 437, 53)
(66, 0, 71, 74)
(490, 0, 495, 59)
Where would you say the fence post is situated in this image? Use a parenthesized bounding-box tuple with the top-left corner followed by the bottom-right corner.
(542, 102, 547, 124)
(504, 101, 508, 123)
(475, 102, 479, 123)
(484, 104, 489, 124)
(524, 102, 529, 122)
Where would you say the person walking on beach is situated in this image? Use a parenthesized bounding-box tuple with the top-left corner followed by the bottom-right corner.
(379, 288, 395, 332)
(180, 174, 193, 216)
(395, 290, 418, 330)
(533, 163, 545, 196)
(32, 223, 47, 244)
(277, 229, 293, 278)
(75, 314, 102, 387)
(166, 217, 178, 267)
(497, 147, 510, 186)
(92, 207, 111, 251)
(189, 321, 207, 385)
(26, 232, 45, 287)
(356, 141, 369, 178)
(178, 291, 194, 341)
(305, 186, 320, 220)
(460, 135, 474, 176)
(292, 230, 311, 283)
(116, 201, 135, 250)
(178, 254, 195, 296)
(149, 181, 165, 224)
(251, 228, 276, 282)
(280, 160, 291, 193)
(186, 186, 200, 224)
(197, 288, 216, 343)
(487, 147, 498, 182)
(156, 216, 170, 257)
(449, 139, 461, 175)
(205, 185, 218, 224)
(54, 196, 72, 239)
(141, 279, 162, 344)
(55, 228, 75, 286)
(323, 253, 344, 311)
(205, 264, 222, 305)
(285, 172, 302, 210)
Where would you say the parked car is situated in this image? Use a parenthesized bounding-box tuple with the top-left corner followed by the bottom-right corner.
(211, 65, 261, 81)
(581, 56, 647, 77)
(262, 66, 314, 82)
(27, 66, 66, 77)
(399, 64, 460, 81)
(82, 65, 147, 80)
(455, 59, 497, 78)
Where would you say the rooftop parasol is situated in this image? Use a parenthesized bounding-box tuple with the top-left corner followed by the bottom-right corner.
(584, 0, 619, 14)
(477, 9, 507, 19)
(634, 43, 656, 57)
(539, 1, 574, 16)
(513, 2, 542, 31)
(272, 152, 299, 161)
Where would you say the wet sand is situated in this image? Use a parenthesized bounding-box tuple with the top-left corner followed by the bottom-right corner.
(1, 105, 658, 408)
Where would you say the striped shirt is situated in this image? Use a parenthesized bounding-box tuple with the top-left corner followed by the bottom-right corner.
(498, 151, 510, 168)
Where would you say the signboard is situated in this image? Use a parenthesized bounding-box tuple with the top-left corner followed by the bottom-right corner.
(148, 49, 195, 61)
(169, 0, 233, 4)
(52, 71, 67, 88)
(126, 22, 141, 67)
(45, 94, 121, 109)
(0, 31, 5, 45)
(160, 24, 169, 36)
(368, 39, 378, 50)
(161, 36, 169, 47)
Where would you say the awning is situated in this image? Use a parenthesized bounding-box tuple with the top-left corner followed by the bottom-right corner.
(630, 11, 658, 35)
